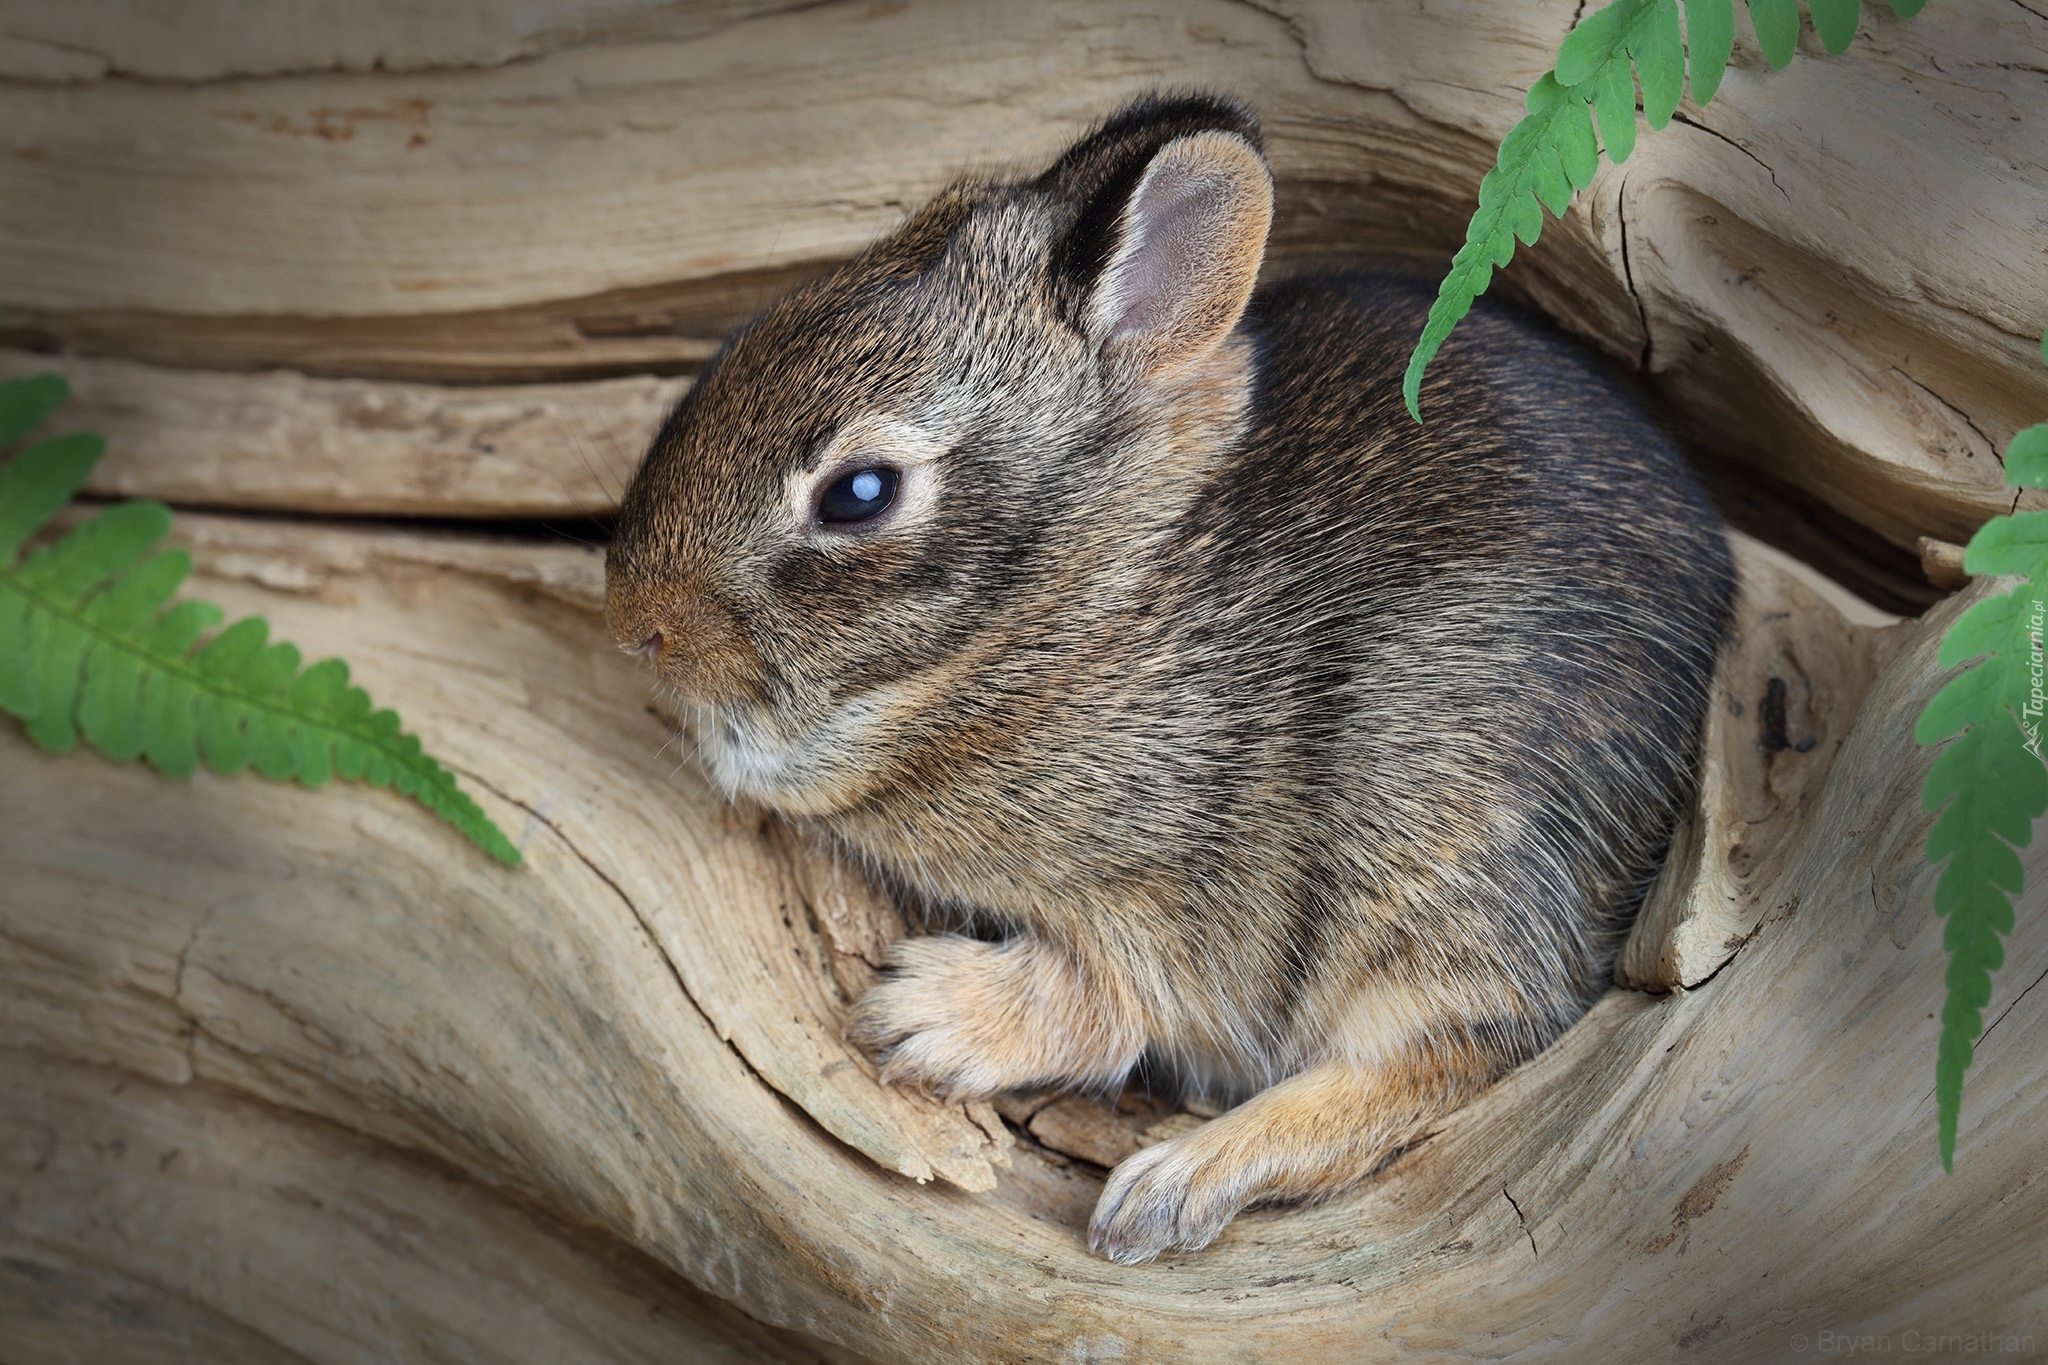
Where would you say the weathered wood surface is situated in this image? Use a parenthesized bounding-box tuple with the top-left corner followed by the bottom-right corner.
(1, 1, 2043, 549)
(3, 1, 2046, 1359)
(1, 1056, 872, 1365)
(0, 350, 673, 518)
(1616, 535, 1899, 992)
(5, 513, 2045, 1362)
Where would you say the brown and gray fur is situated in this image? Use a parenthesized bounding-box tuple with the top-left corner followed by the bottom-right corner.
(605, 94, 1735, 1264)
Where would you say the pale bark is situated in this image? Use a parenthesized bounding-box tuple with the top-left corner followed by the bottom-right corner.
(0, 351, 678, 518)
(2, 2, 2045, 1361)
(1, 1, 2041, 548)
(5, 515, 2045, 1362)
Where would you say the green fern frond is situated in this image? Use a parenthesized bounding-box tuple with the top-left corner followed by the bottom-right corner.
(1916, 329, 2048, 1169)
(1403, 0, 1926, 422)
(0, 374, 520, 865)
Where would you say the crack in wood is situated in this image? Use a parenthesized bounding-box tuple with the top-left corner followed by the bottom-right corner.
(1615, 172, 1654, 374)
(445, 763, 786, 1104)
(1502, 1185, 1538, 1260)
(1891, 366, 2001, 463)
(1979, 962, 2048, 1053)
(1669, 111, 1790, 200)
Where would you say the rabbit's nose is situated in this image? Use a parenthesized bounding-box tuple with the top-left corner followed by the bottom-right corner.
(619, 592, 762, 705)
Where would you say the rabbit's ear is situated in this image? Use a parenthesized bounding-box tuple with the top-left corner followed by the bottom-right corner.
(1080, 129, 1272, 378)
(1040, 95, 1271, 380)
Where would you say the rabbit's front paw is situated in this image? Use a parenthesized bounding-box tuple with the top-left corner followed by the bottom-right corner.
(848, 933, 1145, 1101)
(848, 937, 1001, 1100)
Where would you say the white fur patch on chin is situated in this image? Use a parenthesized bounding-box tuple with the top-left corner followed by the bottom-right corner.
(693, 689, 898, 813)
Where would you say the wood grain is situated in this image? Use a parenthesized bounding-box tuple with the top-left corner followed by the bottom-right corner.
(4, 513, 2041, 1361)
(1616, 534, 1899, 991)
(0, 350, 676, 517)
(3, 3, 2044, 1358)
(0, 1, 2040, 550)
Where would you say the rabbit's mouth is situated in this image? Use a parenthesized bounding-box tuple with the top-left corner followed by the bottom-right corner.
(690, 688, 906, 815)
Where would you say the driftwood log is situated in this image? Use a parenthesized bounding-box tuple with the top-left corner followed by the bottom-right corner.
(2, 2, 2045, 1360)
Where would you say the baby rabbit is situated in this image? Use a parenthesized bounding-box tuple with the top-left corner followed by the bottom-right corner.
(606, 93, 1734, 1264)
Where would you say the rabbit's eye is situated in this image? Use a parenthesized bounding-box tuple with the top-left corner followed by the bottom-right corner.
(816, 466, 899, 527)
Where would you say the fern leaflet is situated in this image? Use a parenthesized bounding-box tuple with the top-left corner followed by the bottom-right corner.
(0, 374, 521, 865)
(1916, 330, 2048, 1169)
(1404, 0, 1927, 422)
